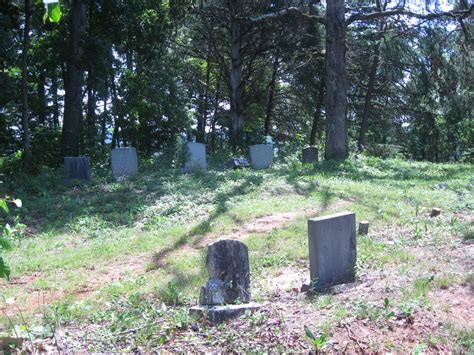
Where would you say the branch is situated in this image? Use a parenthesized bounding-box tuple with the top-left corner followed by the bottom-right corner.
(247, 7, 326, 25)
(346, 4, 474, 25)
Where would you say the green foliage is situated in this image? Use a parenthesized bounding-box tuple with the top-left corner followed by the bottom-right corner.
(0, 196, 21, 280)
(304, 325, 327, 351)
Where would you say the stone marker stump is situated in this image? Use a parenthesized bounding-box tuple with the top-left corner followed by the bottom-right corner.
(184, 142, 206, 171)
(302, 146, 318, 164)
(190, 240, 260, 324)
(306, 211, 357, 291)
(358, 221, 369, 235)
(111, 147, 138, 178)
(249, 144, 273, 169)
(64, 156, 90, 185)
(430, 208, 441, 217)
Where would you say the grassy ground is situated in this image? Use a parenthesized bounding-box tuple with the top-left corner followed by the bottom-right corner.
(0, 156, 472, 352)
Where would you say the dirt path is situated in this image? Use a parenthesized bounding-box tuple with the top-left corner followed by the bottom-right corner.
(0, 202, 350, 316)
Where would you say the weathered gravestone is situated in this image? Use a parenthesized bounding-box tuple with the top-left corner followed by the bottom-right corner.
(190, 240, 260, 324)
(227, 157, 250, 170)
(358, 221, 369, 235)
(305, 211, 357, 292)
(249, 144, 273, 169)
(184, 142, 206, 171)
(111, 147, 138, 178)
(64, 157, 90, 185)
(302, 146, 318, 164)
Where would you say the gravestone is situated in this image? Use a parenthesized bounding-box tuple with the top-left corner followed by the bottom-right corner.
(184, 142, 206, 171)
(227, 157, 250, 170)
(358, 221, 369, 235)
(190, 240, 260, 324)
(430, 208, 441, 217)
(249, 144, 273, 169)
(302, 146, 318, 164)
(64, 156, 90, 185)
(306, 211, 357, 291)
(111, 147, 138, 178)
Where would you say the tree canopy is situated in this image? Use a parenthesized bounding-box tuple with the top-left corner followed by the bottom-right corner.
(0, 0, 472, 172)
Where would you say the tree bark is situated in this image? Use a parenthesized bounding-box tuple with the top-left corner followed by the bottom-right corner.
(309, 76, 325, 146)
(197, 44, 212, 144)
(357, 18, 386, 152)
(86, 84, 96, 150)
(37, 69, 47, 125)
(51, 67, 60, 128)
(229, 14, 244, 150)
(210, 81, 220, 153)
(324, 0, 348, 160)
(21, 0, 31, 169)
(61, 0, 86, 157)
(264, 53, 279, 137)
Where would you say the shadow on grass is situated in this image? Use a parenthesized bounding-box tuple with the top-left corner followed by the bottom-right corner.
(151, 174, 263, 267)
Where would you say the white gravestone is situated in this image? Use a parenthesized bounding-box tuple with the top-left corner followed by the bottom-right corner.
(307, 211, 357, 291)
(111, 147, 138, 178)
(249, 144, 273, 169)
(184, 142, 206, 171)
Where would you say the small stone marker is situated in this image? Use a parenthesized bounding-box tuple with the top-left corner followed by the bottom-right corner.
(249, 144, 273, 169)
(184, 142, 206, 171)
(358, 221, 369, 235)
(302, 146, 318, 164)
(227, 157, 250, 169)
(190, 240, 260, 324)
(430, 208, 441, 217)
(64, 156, 90, 185)
(111, 147, 138, 178)
(305, 211, 357, 292)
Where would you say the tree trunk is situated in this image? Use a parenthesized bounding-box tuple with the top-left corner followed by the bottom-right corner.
(309, 76, 325, 146)
(357, 20, 385, 152)
(61, 0, 86, 157)
(229, 15, 244, 150)
(101, 96, 107, 147)
(110, 74, 122, 149)
(86, 83, 96, 150)
(264, 53, 279, 137)
(210, 81, 220, 153)
(51, 67, 60, 128)
(324, 0, 348, 160)
(37, 69, 47, 125)
(21, 0, 31, 169)
(197, 39, 212, 144)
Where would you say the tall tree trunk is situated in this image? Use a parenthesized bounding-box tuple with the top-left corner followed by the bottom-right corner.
(264, 53, 279, 137)
(61, 0, 86, 157)
(210, 81, 220, 153)
(229, 15, 244, 150)
(110, 74, 121, 149)
(197, 38, 212, 143)
(51, 67, 59, 128)
(324, 0, 348, 160)
(101, 96, 107, 147)
(37, 69, 47, 125)
(309, 76, 325, 146)
(357, 20, 385, 152)
(21, 0, 31, 169)
(86, 84, 96, 151)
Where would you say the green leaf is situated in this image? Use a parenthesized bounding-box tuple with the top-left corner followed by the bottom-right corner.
(13, 199, 22, 208)
(0, 257, 10, 280)
(0, 199, 8, 214)
(0, 237, 12, 251)
(304, 325, 316, 340)
(4, 223, 12, 236)
(47, 3, 62, 23)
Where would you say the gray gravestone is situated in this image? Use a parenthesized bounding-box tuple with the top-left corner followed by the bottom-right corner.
(307, 211, 357, 291)
(111, 147, 138, 178)
(302, 146, 318, 163)
(249, 144, 273, 169)
(190, 239, 260, 324)
(64, 157, 90, 185)
(184, 142, 206, 171)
